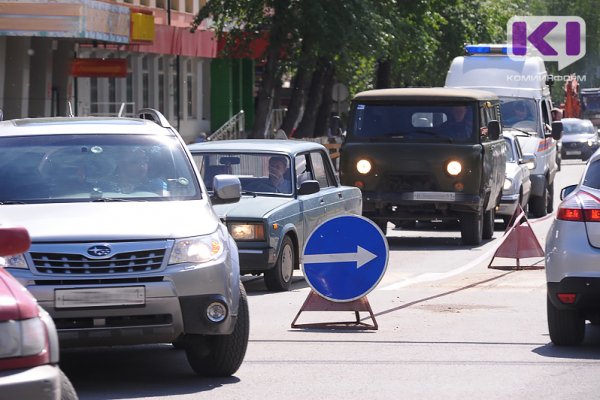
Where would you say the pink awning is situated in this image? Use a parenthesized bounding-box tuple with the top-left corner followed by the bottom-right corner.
(127, 25, 216, 58)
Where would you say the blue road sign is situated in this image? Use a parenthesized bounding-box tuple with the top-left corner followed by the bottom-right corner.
(302, 215, 389, 302)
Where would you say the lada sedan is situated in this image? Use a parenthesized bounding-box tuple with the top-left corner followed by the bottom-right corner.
(0, 110, 248, 377)
(189, 139, 363, 291)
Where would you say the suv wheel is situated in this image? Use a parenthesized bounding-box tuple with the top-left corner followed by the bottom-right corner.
(185, 282, 250, 377)
(530, 181, 549, 218)
(265, 235, 295, 291)
(547, 296, 585, 346)
(460, 212, 483, 245)
(482, 208, 495, 239)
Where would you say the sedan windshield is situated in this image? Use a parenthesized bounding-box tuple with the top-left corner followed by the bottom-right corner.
(562, 120, 595, 135)
(192, 152, 293, 195)
(0, 135, 200, 203)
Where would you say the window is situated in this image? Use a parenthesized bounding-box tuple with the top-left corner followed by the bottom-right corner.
(309, 152, 333, 188)
(142, 56, 149, 108)
(158, 58, 165, 114)
(186, 59, 195, 118)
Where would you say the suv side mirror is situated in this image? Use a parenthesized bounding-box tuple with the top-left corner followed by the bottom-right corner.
(487, 120, 501, 140)
(519, 153, 536, 166)
(212, 175, 241, 204)
(551, 121, 563, 140)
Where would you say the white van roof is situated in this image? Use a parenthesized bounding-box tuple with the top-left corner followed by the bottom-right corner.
(445, 53, 550, 99)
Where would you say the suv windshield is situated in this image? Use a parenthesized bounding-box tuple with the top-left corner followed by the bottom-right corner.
(349, 103, 476, 143)
(0, 134, 200, 203)
(193, 152, 293, 195)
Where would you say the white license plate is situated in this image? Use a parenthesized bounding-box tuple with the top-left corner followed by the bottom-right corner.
(566, 150, 581, 155)
(55, 286, 145, 308)
(414, 191, 456, 201)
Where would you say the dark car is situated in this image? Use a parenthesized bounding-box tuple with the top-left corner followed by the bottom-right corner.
(560, 118, 599, 161)
(340, 87, 506, 245)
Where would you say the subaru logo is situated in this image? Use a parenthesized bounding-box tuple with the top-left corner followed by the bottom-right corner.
(87, 245, 112, 257)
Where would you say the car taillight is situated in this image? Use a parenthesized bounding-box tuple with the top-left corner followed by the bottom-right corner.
(0, 317, 49, 371)
(556, 191, 600, 222)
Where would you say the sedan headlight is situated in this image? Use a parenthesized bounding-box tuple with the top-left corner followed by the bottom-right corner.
(3, 254, 28, 269)
(228, 223, 265, 241)
(588, 139, 597, 147)
(169, 232, 224, 265)
(503, 178, 513, 191)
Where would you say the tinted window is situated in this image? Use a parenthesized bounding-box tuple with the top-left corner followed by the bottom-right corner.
(0, 135, 200, 203)
(349, 103, 476, 143)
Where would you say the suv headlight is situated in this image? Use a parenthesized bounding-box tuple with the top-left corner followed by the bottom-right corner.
(3, 254, 27, 269)
(169, 231, 224, 265)
(0, 317, 47, 361)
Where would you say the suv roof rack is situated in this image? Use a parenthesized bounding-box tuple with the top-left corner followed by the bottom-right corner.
(137, 108, 172, 128)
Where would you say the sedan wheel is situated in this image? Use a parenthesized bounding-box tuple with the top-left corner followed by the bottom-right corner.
(265, 235, 295, 291)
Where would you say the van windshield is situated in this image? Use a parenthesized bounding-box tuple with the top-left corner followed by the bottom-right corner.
(349, 103, 476, 143)
(499, 98, 539, 132)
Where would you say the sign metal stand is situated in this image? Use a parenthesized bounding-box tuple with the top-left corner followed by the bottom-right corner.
(290, 290, 378, 330)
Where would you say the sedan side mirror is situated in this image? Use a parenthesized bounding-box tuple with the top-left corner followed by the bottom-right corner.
(212, 175, 241, 204)
(551, 121, 563, 140)
(298, 180, 320, 195)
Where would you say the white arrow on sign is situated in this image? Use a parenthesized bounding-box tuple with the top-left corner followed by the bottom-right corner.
(303, 246, 377, 269)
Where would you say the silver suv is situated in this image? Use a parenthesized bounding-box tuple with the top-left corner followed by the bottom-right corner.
(0, 109, 248, 377)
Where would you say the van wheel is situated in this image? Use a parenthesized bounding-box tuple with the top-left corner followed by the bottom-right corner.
(546, 181, 554, 214)
(529, 181, 549, 218)
(482, 208, 495, 239)
(185, 282, 249, 377)
(264, 236, 295, 292)
(460, 212, 483, 245)
(547, 296, 585, 346)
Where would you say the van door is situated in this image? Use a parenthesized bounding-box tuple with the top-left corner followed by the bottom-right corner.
(480, 102, 505, 211)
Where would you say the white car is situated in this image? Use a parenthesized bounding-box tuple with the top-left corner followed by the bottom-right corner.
(497, 132, 533, 227)
(546, 148, 600, 345)
(0, 109, 248, 377)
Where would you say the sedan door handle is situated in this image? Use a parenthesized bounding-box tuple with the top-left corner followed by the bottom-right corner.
(338, 193, 343, 199)
(320, 199, 325, 205)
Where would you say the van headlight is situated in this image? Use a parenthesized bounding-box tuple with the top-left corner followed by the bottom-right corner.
(356, 159, 372, 174)
(446, 160, 462, 176)
(169, 232, 224, 264)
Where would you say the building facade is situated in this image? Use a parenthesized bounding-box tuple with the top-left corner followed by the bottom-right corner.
(0, 0, 256, 142)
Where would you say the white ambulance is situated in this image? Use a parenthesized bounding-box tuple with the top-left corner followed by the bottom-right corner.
(445, 44, 563, 217)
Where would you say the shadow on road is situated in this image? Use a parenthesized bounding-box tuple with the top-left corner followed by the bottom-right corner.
(60, 345, 241, 399)
(533, 325, 600, 360)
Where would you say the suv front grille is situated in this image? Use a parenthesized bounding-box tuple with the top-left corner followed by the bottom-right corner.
(30, 249, 166, 275)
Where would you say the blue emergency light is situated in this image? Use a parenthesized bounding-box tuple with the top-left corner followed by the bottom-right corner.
(464, 44, 509, 55)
